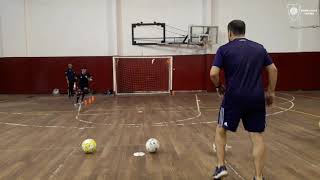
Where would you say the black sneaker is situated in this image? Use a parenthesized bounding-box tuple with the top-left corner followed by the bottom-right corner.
(212, 165, 228, 179)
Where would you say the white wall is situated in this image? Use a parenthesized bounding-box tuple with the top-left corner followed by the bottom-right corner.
(215, 0, 320, 52)
(215, 0, 300, 52)
(298, 0, 320, 52)
(0, 0, 27, 57)
(0, 0, 116, 57)
(26, 0, 112, 56)
(299, 28, 320, 51)
(0, 0, 319, 57)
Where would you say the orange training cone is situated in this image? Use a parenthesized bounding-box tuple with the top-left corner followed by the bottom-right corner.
(88, 98, 92, 105)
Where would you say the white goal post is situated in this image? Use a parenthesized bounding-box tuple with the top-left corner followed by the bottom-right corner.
(112, 56, 173, 95)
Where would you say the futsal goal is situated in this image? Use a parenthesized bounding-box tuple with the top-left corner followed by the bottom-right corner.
(113, 56, 173, 95)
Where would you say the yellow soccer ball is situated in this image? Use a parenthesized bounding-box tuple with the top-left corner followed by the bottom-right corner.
(81, 139, 96, 154)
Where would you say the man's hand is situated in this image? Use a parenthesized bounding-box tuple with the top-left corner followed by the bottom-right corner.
(266, 91, 275, 106)
(266, 63, 277, 107)
(216, 85, 226, 97)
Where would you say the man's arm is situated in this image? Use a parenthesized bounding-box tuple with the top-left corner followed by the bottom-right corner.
(210, 66, 225, 96)
(265, 63, 278, 106)
(210, 66, 221, 87)
(211, 47, 225, 96)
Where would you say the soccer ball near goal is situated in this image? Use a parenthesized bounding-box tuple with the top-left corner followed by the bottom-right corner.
(52, 88, 60, 96)
(146, 138, 160, 153)
(81, 139, 97, 154)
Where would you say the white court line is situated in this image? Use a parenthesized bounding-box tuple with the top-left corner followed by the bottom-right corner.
(76, 103, 113, 126)
(76, 116, 112, 126)
(266, 94, 295, 117)
(277, 92, 295, 102)
(151, 121, 217, 127)
(76, 103, 144, 127)
(275, 106, 320, 118)
(0, 146, 78, 152)
(49, 149, 76, 179)
(77, 103, 82, 116)
(199, 121, 216, 124)
(176, 94, 201, 122)
(0, 112, 51, 116)
(277, 93, 295, 105)
(152, 124, 169, 127)
(0, 93, 295, 129)
(274, 141, 320, 169)
(0, 110, 75, 114)
(288, 93, 320, 101)
(225, 161, 246, 180)
(78, 112, 112, 116)
(75, 94, 204, 127)
(154, 94, 202, 125)
(123, 123, 143, 126)
(0, 122, 96, 130)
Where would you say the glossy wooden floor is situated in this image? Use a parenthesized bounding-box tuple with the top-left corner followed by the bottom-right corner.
(0, 91, 319, 180)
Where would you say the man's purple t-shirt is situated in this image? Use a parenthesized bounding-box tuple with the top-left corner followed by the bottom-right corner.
(213, 38, 273, 107)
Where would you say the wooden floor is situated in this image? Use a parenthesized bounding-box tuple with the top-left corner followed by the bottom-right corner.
(0, 91, 319, 180)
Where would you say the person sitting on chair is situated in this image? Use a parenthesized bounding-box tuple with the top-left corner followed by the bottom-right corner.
(65, 64, 77, 97)
(75, 67, 93, 104)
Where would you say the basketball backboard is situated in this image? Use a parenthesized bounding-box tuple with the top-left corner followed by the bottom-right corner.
(188, 25, 219, 46)
(132, 22, 166, 45)
(131, 22, 218, 47)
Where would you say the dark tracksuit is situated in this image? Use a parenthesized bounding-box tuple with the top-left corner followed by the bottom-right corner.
(76, 73, 92, 103)
(65, 68, 76, 97)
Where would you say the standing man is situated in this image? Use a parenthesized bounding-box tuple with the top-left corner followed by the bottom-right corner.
(65, 64, 76, 97)
(76, 67, 93, 104)
(210, 20, 278, 180)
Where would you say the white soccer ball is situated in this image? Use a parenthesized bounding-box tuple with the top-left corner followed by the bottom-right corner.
(52, 88, 60, 96)
(146, 138, 160, 153)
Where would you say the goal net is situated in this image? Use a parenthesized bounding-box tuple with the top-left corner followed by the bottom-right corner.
(113, 56, 173, 95)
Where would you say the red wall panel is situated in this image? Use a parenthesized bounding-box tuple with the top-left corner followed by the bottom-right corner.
(0, 52, 319, 94)
(173, 55, 207, 90)
(206, 52, 320, 91)
(0, 57, 113, 94)
(271, 53, 320, 90)
(0, 58, 33, 93)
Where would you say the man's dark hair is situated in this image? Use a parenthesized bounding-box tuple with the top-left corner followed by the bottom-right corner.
(228, 20, 246, 35)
